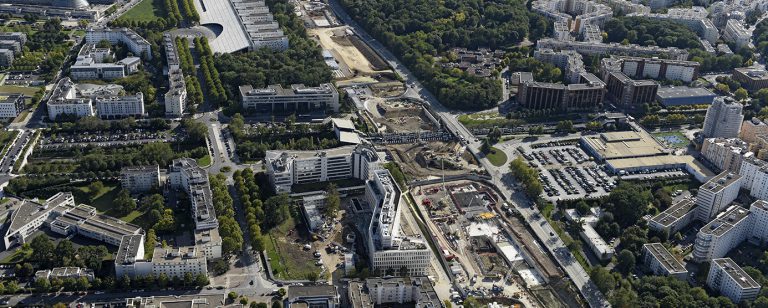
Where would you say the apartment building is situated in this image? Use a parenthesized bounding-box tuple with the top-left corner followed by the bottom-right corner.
(47, 78, 145, 120)
(169, 158, 218, 231)
(537, 38, 689, 60)
(642, 243, 688, 280)
(0, 49, 13, 67)
(733, 67, 768, 92)
(93, 93, 145, 118)
(349, 277, 441, 307)
(239, 83, 339, 114)
(0, 40, 20, 54)
(739, 156, 767, 190)
(649, 198, 697, 235)
(516, 72, 605, 111)
(149, 246, 207, 278)
(85, 28, 152, 60)
(601, 56, 700, 83)
(708, 258, 761, 303)
(367, 169, 431, 276)
(700, 138, 750, 173)
(693, 205, 751, 262)
(0, 94, 25, 118)
(629, 7, 718, 44)
(120, 165, 161, 193)
(723, 19, 752, 48)
(47, 78, 96, 120)
(740, 118, 768, 144)
(0, 32, 27, 47)
(694, 172, 741, 222)
(603, 70, 659, 106)
(702, 97, 744, 139)
(265, 144, 380, 193)
(163, 34, 186, 117)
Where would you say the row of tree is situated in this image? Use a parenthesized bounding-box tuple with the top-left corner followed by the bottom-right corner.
(179, 0, 200, 24)
(233, 169, 268, 252)
(210, 173, 244, 256)
(508, 157, 543, 198)
(229, 114, 340, 161)
(195, 37, 227, 105)
(163, 0, 183, 28)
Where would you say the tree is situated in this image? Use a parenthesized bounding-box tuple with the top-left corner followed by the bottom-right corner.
(463, 297, 481, 308)
(306, 272, 319, 282)
(585, 121, 602, 131)
(556, 120, 574, 132)
(228, 292, 239, 301)
(616, 249, 636, 274)
(240, 297, 249, 305)
(158, 273, 169, 289)
(278, 288, 286, 297)
(606, 182, 651, 227)
(88, 181, 104, 198)
(480, 138, 491, 154)
(30, 235, 54, 266)
(114, 189, 137, 216)
(590, 266, 616, 293)
(620, 226, 649, 255)
(34, 278, 51, 292)
(55, 239, 75, 267)
(272, 302, 282, 308)
(264, 194, 291, 229)
(76, 276, 90, 290)
(735, 88, 749, 101)
(195, 273, 209, 286)
(182, 118, 208, 145)
(325, 184, 340, 218)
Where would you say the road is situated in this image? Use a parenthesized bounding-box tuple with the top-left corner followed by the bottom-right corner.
(327, 1, 608, 307)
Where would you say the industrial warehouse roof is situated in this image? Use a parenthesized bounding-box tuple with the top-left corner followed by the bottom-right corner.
(606, 155, 715, 178)
(581, 130, 666, 159)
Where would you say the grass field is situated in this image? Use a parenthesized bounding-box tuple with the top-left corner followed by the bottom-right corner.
(118, 0, 165, 22)
(486, 147, 508, 167)
(78, 185, 144, 224)
(197, 154, 211, 167)
(264, 217, 321, 280)
(653, 131, 690, 148)
(0, 85, 42, 96)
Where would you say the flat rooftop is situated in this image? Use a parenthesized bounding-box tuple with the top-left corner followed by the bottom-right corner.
(581, 130, 666, 159)
(700, 205, 750, 237)
(701, 172, 740, 194)
(644, 243, 687, 274)
(287, 285, 337, 299)
(713, 258, 761, 289)
(657, 86, 716, 99)
(650, 198, 696, 228)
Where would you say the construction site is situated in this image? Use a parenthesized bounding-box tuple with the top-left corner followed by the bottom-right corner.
(411, 181, 576, 308)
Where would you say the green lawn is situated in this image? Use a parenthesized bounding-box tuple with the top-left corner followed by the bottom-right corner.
(0, 85, 42, 96)
(118, 0, 165, 22)
(197, 154, 211, 167)
(78, 184, 149, 226)
(486, 147, 508, 167)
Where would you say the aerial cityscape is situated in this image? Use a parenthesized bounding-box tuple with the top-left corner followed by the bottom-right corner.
(0, 0, 766, 307)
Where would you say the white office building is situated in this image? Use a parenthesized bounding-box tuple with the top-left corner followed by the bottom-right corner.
(695, 172, 741, 222)
(85, 28, 152, 60)
(239, 83, 339, 114)
(708, 258, 761, 303)
(120, 165, 161, 193)
(367, 169, 431, 276)
(94, 93, 145, 118)
(47, 78, 96, 120)
(71, 44, 141, 81)
(0, 94, 25, 118)
(642, 243, 688, 280)
(702, 97, 744, 139)
(265, 144, 380, 193)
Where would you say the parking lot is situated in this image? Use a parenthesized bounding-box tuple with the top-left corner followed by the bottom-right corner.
(518, 143, 616, 202)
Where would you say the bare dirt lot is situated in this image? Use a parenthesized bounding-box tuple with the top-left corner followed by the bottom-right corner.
(389, 142, 479, 179)
(309, 26, 391, 76)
